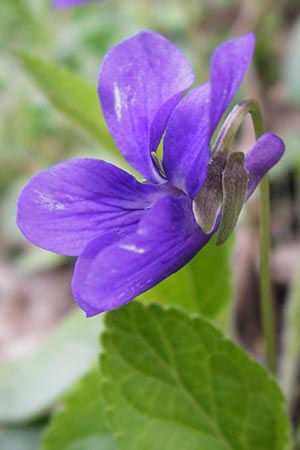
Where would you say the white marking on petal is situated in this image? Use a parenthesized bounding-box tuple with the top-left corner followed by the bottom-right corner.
(119, 243, 145, 254)
(114, 83, 122, 121)
(34, 190, 65, 211)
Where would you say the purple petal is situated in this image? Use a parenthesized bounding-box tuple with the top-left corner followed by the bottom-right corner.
(163, 84, 211, 198)
(245, 133, 285, 199)
(17, 158, 165, 256)
(53, 0, 95, 7)
(72, 195, 211, 315)
(98, 30, 195, 182)
(210, 33, 255, 133)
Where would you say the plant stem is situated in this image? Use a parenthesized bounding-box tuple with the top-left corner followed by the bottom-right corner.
(252, 103, 277, 374)
(213, 99, 263, 156)
(259, 175, 276, 374)
(214, 99, 277, 373)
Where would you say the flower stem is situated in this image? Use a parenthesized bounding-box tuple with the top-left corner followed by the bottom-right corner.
(259, 175, 276, 373)
(214, 99, 277, 373)
(250, 102, 277, 374)
(251, 102, 277, 374)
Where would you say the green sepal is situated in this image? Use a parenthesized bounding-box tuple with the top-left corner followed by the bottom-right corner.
(216, 152, 248, 245)
(192, 150, 226, 233)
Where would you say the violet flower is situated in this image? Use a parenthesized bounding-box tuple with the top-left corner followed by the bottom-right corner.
(17, 31, 284, 316)
(53, 0, 95, 8)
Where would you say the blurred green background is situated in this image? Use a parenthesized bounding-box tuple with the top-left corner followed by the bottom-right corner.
(1, 0, 300, 448)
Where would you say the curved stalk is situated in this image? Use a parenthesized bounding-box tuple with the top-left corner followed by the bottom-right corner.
(213, 99, 276, 373)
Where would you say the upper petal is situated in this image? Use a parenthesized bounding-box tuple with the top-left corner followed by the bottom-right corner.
(163, 84, 211, 198)
(245, 132, 285, 199)
(72, 195, 211, 315)
(98, 30, 195, 182)
(162, 33, 255, 199)
(210, 33, 255, 133)
(17, 158, 165, 257)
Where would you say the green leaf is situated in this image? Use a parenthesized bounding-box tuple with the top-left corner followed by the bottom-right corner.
(41, 369, 116, 450)
(16, 51, 116, 152)
(0, 309, 102, 424)
(101, 302, 290, 450)
(138, 236, 233, 320)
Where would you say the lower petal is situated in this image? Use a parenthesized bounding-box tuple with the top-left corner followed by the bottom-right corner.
(72, 195, 211, 315)
(17, 158, 164, 256)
